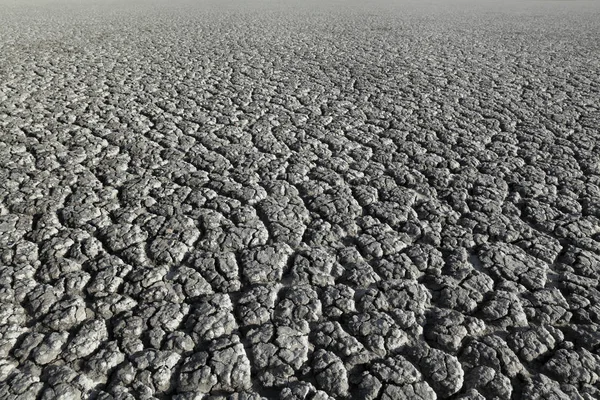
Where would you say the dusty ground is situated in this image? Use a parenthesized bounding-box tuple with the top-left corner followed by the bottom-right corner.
(1, 0, 600, 399)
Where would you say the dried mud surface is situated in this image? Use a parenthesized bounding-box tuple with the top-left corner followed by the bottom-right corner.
(1, 1, 600, 399)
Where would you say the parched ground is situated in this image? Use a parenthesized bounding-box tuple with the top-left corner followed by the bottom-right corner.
(1, 0, 600, 399)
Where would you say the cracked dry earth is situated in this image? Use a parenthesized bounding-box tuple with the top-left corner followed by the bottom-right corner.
(1, 1, 600, 399)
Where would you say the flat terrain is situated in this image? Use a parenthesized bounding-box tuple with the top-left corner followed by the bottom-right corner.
(1, 1, 600, 398)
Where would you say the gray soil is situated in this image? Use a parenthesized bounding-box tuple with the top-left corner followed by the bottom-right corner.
(1, 0, 600, 399)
